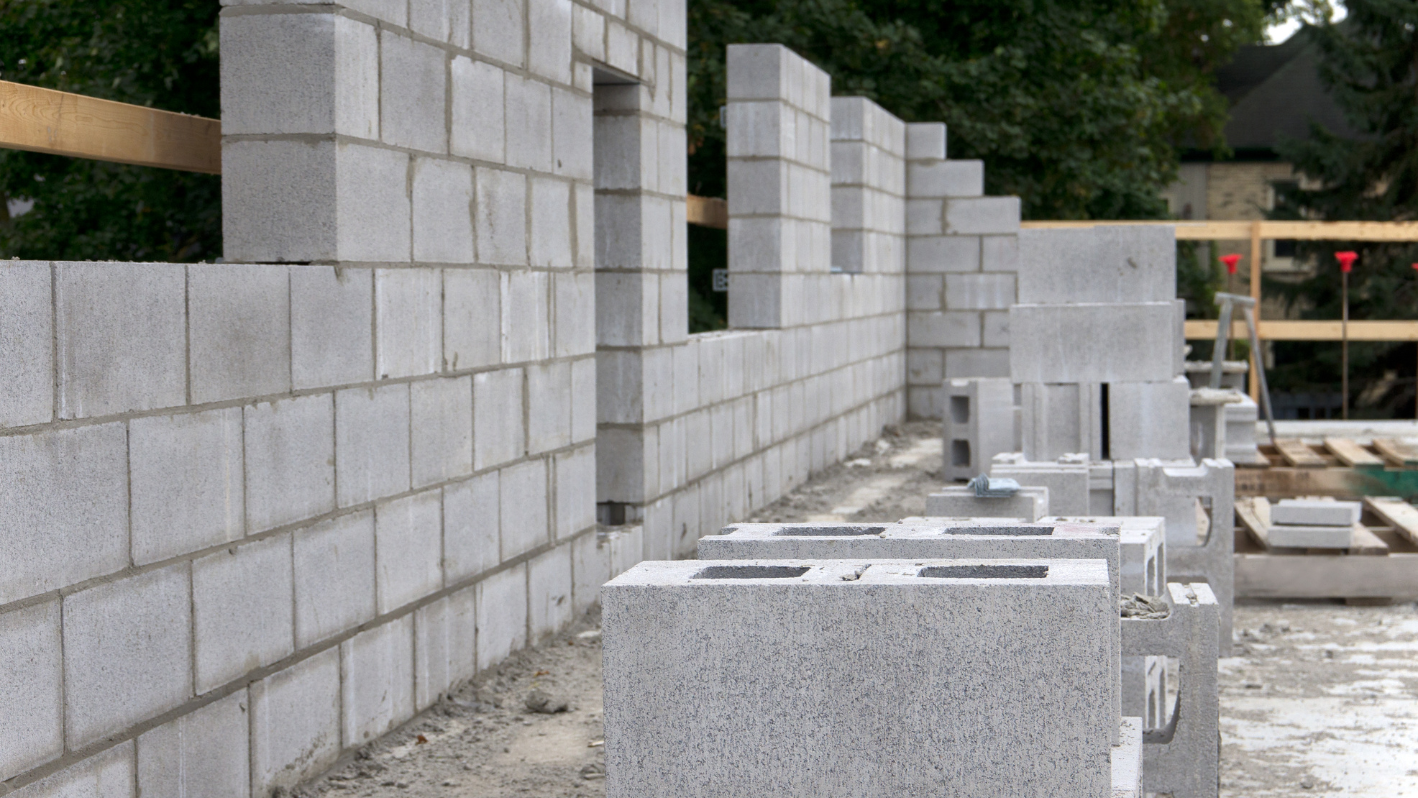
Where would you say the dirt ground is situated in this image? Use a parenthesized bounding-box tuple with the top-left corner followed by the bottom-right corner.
(298, 421, 1418, 798)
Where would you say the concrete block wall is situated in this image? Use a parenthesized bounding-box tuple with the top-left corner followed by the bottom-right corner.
(829, 96, 906, 274)
(902, 124, 1021, 419)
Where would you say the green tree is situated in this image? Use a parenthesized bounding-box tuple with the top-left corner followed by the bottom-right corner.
(0, 0, 220, 262)
(1270, 1, 1418, 415)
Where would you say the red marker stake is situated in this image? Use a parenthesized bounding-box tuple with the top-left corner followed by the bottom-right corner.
(1220, 254, 1243, 360)
(1336, 252, 1358, 419)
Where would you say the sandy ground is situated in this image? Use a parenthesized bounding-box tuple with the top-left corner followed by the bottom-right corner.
(296, 421, 1418, 798)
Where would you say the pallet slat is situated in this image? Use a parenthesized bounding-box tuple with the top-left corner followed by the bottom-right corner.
(1235, 497, 1271, 548)
(1236, 552, 1418, 600)
(1364, 497, 1418, 545)
(1275, 439, 1328, 468)
(1372, 438, 1418, 468)
(1324, 437, 1384, 468)
(1350, 525, 1390, 555)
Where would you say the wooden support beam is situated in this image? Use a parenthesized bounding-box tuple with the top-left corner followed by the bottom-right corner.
(0, 79, 219, 173)
(1021, 219, 1418, 242)
(1184, 319, 1418, 342)
(1236, 552, 1418, 600)
(686, 194, 728, 229)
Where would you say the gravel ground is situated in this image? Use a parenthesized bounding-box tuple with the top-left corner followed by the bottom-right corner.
(294, 421, 1418, 798)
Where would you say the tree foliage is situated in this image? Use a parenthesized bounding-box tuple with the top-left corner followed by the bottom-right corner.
(688, 0, 1282, 220)
(0, 0, 220, 262)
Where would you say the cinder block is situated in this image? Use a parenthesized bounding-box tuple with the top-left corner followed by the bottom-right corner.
(907, 349, 943, 385)
(380, 30, 447, 153)
(905, 274, 943, 310)
(527, 362, 573, 453)
(0, 261, 52, 428)
(530, 177, 574, 268)
(10, 741, 132, 798)
(572, 5, 606, 61)
(335, 142, 412, 262)
(528, 544, 573, 641)
(472, 0, 525, 67)
(63, 565, 192, 749)
(1107, 379, 1190, 460)
(222, 139, 337, 263)
(571, 356, 596, 443)
(1018, 382, 1101, 462)
(375, 492, 444, 614)
(604, 559, 1115, 797)
(474, 368, 526, 469)
(451, 56, 505, 163)
(908, 160, 983, 198)
(444, 472, 500, 582)
(335, 384, 411, 507)
(0, 424, 128, 605)
(981, 235, 1018, 272)
(413, 158, 475, 264)
(250, 649, 341, 795)
(414, 595, 474, 711)
(1017, 226, 1175, 304)
(725, 44, 790, 101)
(219, 12, 378, 138)
(193, 535, 295, 693)
(376, 268, 442, 379)
(906, 310, 980, 348)
(1010, 303, 1179, 384)
(905, 122, 947, 160)
(294, 511, 376, 648)
(56, 262, 185, 418)
(408, 0, 451, 40)
(445, 268, 503, 370)
(342, 616, 415, 745)
(1272, 498, 1362, 527)
(944, 273, 1015, 310)
(906, 235, 980, 272)
(925, 487, 1048, 521)
(0, 600, 62, 781)
(505, 75, 553, 171)
(500, 460, 549, 559)
(291, 265, 374, 389)
(130, 408, 244, 565)
(244, 394, 336, 533)
(475, 564, 527, 671)
(411, 377, 474, 488)
(942, 196, 1020, 235)
(554, 271, 595, 358)
(503, 270, 551, 362)
(340, 0, 407, 25)
(527, 0, 573, 83)
(572, 531, 611, 616)
(992, 457, 1092, 516)
(137, 691, 250, 798)
(189, 263, 291, 403)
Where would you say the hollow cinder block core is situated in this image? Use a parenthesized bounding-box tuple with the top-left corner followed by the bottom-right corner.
(950, 439, 971, 466)
(917, 564, 1049, 579)
(772, 525, 887, 537)
(937, 526, 1055, 537)
(692, 565, 812, 579)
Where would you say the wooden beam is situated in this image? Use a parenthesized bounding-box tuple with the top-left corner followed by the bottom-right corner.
(0, 79, 219, 174)
(1236, 552, 1418, 599)
(1350, 524, 1390, 555)
(1324, 437, 1384, 468)
(1235, 497, 1272, 548)
(1185, 319, 1418, 342)
(686, 194, 728, 229)
(1372, 438, 1418, 467)
(1275, 439, 1328, 468)
(1021, 219, 1418, 242)
(1363, 497, 1418, 545)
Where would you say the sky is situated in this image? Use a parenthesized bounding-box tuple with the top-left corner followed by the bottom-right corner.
(1266, 3, 1347, 43)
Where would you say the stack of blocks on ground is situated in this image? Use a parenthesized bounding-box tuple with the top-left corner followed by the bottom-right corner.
(0, 6, 1230, 796)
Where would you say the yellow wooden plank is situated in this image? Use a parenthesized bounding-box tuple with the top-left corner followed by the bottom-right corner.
(1235, 497, 1271, 549)
(1364, 497, 1418, 545)
(1184, 319, 1418, 342)
(686, 194, 728, 229)
(1021, 219, 1418, 242)
(1350, 524, 1390, 555)
(1236, 552, 1418, 599)
(1275, 439, 1328, 468)
(0, 79, 219, 173)
(1324, 437, 1384, 468)
(1372, 438, 1418, 467)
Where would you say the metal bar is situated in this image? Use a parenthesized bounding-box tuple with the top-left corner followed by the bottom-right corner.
(1242, 304, 1278, 445)
(1210, 300, 1234, 390)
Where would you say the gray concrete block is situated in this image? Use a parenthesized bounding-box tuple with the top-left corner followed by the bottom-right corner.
(413, 158, 475, 264)
(192, 534, 295, 694)
(942, 196, 1020, 235)
(411, 377, 474, 488)
(189, 263, 291, 403)
(222, 139, 337, 263)
(409, 0, 452, 40)
(444, 268, 503, 370)
(906, 235, 980, 272)
(414, 592, 476, 710)
(376, 268, 442, 379)
(992, 457, 1092, 516)
(375, 492, 444, 614)
(1268, 524, 1356, 548)
(1010, 303, 1179, 384)
(1018, 382, 1102, 462)
(56, 262, 185, 418)
(725, 44, 791, 101)
(10, 741, 132, 798)
(336, 384, 411, 507)
(907, 349, 942, 385)
(527, 0, 573, 83)
(451, 56, 505, 163)
(342, 615, 416, 745)
(906, 311, 980, 348)
(905, 122, 947, 160)
(503, 270, 551, 362)
(528, 544, 573, 642)
(475, 564, 527, 670)
(1272, 498, 1362, 527)
(244, 394, 336, 533)
(1108, 379, 1190, 460)
(527, 362, 573, 454)
(291, 265, 374, 389)
(572, 531, 611, 616)
(339, 0, 406, 24)
(908, 160, 983, 198)
(500, 460, 549, 560)
(0, 600, 62, 781)
(0, 261, 52, 427)
(925, 487, 1048, 521)
(554, 272, 595, 359)
(294, 511, 376, 648)
(553, 87, 593, 180)
(505, 75, 554, 171)
(1017, 226, 1175, 304)
(0, 423, 128, 605)
(944, 273, 1015, 310)
(472, 0, 526, 68)
(555, 445, 596, 540)
(571, 356, 596, 444)
(444, 472, 500, 582)
(981, 234, 1018, 272)
(530, 177, 573, 269)
(129, 408, 244, 566)
(137, 691, 250, 798)
(905, 274, 943, 310)
(250, 648, 341, 795)
(474, 368, 526, 469)
(63, 565, 192, 749)
(335, 142, 411, 262)
(380, 31, 447, 153)
(981, 311, 1009, 347)
(604, 559, 1115, 797)
(476, 168, 528, 265)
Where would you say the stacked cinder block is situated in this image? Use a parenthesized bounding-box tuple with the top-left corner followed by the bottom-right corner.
(924, 484, 1049, 521)
(941, 377, 1017, 480)
(903, 126, 1022, 419)
(1268, 498, 1363, 548)
(829, 97, 906, 274)
(604, 558, 1122, 797)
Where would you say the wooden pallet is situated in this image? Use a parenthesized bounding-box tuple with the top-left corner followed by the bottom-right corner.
(1237, 437, 1418, 498)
